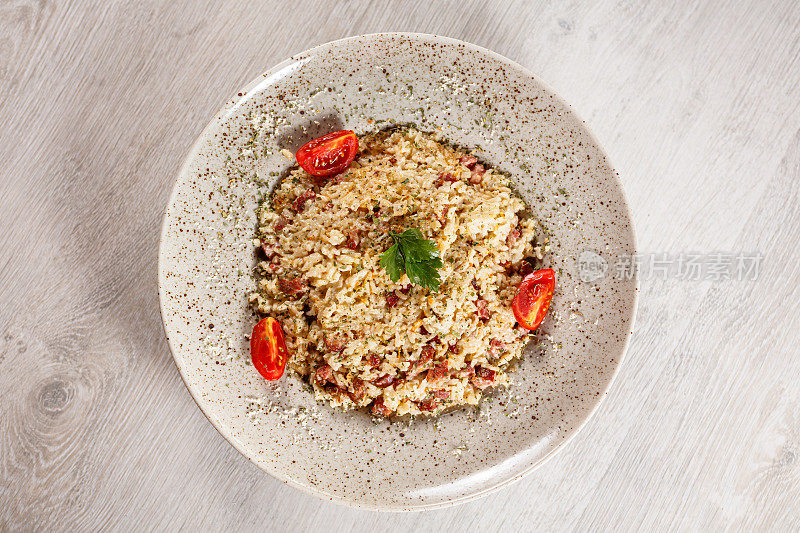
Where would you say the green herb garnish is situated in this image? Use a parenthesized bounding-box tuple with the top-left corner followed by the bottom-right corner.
(379, 228, 442, 291)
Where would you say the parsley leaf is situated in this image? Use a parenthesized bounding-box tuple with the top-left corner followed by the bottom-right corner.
(379, 228, 442, 291)
(379, 242, 404, 282)
(405, 260, 441, 291)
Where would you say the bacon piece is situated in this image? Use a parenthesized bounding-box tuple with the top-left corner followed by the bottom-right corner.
(314, 364, 333, 384)
(324, 334, 347, 352)
(457, 365, 476, 379)
(475, 299, 490, 320)
(419, 325, 429, 335)
(323, 383, 344, 396)
(471, 367, 496, 389)
(433, 389, 450, 400)
(478, 367, 496, 380)
(447, 343, 460, 354)
(385, 292, 400, 308)
(389, 157, 397, 165)
(345, 229, 362, 250)
(459, 155, 478, 169)
(488, 338, 505, 360)
(371, 398, 392, 417)
(469, 163, 485, 185)
(500, 260, 513, 274)
(417, 398, 440, 411)
(367, 354, 382, 368)
(259, 240, 279, 260)
(348, 377, 366, 403)
(506, 228, 521, 246)
(519, 261, 534, 277)
(274, 217, 288, 231)
(426, 361, 448, 383)
(278, 276, 308, 296)
(293, 189, 316, 212)
(400, 285, 412, 295)
(372, 374, 396, 388)
(407, 346, 435, 379)
(435, 172, 458, 187)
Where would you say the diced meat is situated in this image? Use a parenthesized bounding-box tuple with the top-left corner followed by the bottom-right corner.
(469, 163, 485, 185)
(471, 367, 496, 389)
(348, 378, 366, 403)
(426, 361, 448, 383)
(367, 354, 382, 368)
(506, 228, 521, 246)
(488, 338, 505, 360)
(389, 157, 397, 165)
(419, 325, 429, 335)
(323, 383, 344, 396)
(459, 155, 478, 169)
(433, 389, 450, 400)
(371, 398, 392, 417)
(259, 240, 279, 260)
(372, 374, 396, 388)
(435, 172, 458, 187)
(400, 285, 412, 294)
(293, 189, 316, 212)
(477, 367, 496, 380)
(345, 229, 362, 250)
(500, 260, 513, 274)
(314, 364, 333, 384)
(475, 299, 490, 321)
(407, 346, 435, 379)
(278, 276, 308, 296)
(324, 334, 347, 352)
(519, 261, 534, 277)
(417, 398, 440, 411)
(274, 217, 288, 231)
(447, 343, 460, 354)
(457, 365, 476, 379)
(385, 292, 400, 307)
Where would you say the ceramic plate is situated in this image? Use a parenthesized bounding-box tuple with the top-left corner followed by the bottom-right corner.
(158, 33, 637, 510)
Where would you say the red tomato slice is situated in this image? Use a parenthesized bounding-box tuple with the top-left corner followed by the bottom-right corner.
(512, 268, 555, 331)
(295, 130, 358, 177)
(251, 317, 289, 380)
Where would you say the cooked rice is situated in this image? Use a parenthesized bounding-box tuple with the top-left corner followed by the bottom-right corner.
(249, 127, 541, 416)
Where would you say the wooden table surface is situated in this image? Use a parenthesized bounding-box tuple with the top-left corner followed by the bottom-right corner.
(2, 1, 799, 530)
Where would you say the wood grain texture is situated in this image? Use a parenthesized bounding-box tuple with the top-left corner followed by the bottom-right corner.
(1, 0, 798, 530)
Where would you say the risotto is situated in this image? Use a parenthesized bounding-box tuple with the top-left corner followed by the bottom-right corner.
(249, 127, 546, 417)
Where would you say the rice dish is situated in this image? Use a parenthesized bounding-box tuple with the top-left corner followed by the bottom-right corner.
(249, 127, 543, 416)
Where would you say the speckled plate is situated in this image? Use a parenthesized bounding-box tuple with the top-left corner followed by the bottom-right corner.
(158, 33, 637, 510)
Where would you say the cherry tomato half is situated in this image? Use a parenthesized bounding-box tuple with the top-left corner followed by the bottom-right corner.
(251, 317, 289, 381)
(295, 130, 359, 177)
(512, 268, 555, 331)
